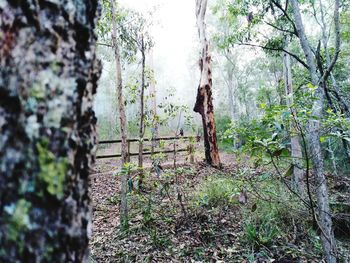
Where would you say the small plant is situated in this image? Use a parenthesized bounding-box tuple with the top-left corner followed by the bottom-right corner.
(175, 166, 195, 176)
(193, 177, 242, 208)
(115, 162, 138, 192)
(151, 153, 166, 177)
(142, 195, 154, 225)
(244, 218, 280, 247)
(242, 193, 301, 249)
(149, 229, 171, 248)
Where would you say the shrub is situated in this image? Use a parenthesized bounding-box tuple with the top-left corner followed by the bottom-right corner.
(193, 177, 242, 208)
(242, 184, 306, 249)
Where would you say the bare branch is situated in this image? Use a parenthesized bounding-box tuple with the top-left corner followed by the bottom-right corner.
(97, 42, 113, 48)
(264, 21, 296, 36)
(238, 42, 309, 69)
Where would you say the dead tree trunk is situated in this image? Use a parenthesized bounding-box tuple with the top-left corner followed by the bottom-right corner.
(110, 0, 128, 228)
(194, 0, 221, 167)
(282, 48, 305, 197)
(0, 1, 101, 261)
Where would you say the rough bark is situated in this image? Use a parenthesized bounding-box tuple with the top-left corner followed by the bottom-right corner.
(194, 0, 221, 167)
(282, 49, 305, 196)
(110, 0, 128, 228)
(291, 0, 337, 262)
(0, 1, 101, 261)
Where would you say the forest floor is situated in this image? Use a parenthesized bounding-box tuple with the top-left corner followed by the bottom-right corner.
(89, 152, 350, 263)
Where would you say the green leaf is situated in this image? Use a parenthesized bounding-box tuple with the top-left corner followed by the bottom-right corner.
(284, 165, 294, 178)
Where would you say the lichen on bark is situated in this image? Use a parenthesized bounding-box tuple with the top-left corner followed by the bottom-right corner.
(0, 0, 101, 261)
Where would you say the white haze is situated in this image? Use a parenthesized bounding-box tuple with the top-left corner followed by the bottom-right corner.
(119, 0, 199, 106)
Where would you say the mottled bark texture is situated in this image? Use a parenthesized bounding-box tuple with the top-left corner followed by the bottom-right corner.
(194, 0, 221, 167)
(0, 1, 101, 262)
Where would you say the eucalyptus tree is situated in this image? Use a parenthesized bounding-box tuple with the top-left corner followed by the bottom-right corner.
(97, 0, 129, 228)
(110, 0, 129, 229)
(118, 10, 154, 187)
(195, 0, 221, 167)
(290, 1, 339, 261)
(0, 0, 100, 261)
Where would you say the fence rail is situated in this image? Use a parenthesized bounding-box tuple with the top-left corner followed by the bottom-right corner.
(96, 135, 200, 162)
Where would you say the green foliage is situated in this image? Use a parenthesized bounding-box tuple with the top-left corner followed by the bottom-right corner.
(242, 183, 305, 250)
(308, 229, 323, 254)
(243, 205, 281, 247)
(115, 163, 138, 195)
(116, 162, 138, 178)
(157, 88, 195, 133)
(193, 177, 242, 208)
(216, 115, 234, 151)
(150, 228, 171, 248)
(142, 195, 154, 226)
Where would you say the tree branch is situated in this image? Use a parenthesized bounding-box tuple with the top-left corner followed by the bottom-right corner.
(238, 42, 309, 69)
(97, 42, 113, 48)
(271, 0, 299, 36)
(264, 21, 297, 36)
(318, 0, 340, 85)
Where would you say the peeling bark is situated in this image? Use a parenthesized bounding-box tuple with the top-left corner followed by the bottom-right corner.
(0, 0, 101, 261)
(194, 0, 221, 167)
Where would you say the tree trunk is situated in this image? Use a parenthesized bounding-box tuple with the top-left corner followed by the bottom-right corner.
(291, 0, 337, 262)
(149, 48, 159, 149)
(227, 70, 236, 121)
(282, 49, 305, 197)
(319, 0, 350, 162)
(138, 43, 146, 186)
(110, 0, 128, 228)
(194, 0, 221, 167)
(0, 1, 101, 261)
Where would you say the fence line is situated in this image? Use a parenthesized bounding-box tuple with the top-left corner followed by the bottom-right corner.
(96, 135, 200, 163)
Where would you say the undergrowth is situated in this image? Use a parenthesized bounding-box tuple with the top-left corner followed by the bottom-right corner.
(91, 161, 349, 262)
